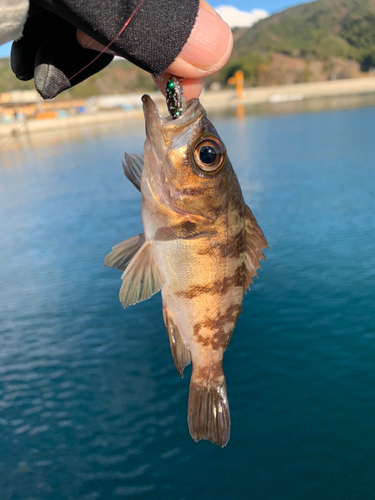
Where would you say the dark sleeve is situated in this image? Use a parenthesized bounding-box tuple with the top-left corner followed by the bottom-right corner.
(11, 0, 199, 99)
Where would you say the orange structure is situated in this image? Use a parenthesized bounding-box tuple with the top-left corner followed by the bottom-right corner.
(228, 70, 244, 99)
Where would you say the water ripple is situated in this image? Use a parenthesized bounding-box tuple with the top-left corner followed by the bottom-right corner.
(1, 106, 375, 500)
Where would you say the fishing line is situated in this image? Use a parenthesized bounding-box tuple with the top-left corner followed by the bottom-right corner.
(0, 0, 146, 149)
(68, 0, 146, 82)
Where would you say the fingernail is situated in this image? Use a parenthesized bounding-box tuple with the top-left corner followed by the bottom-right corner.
(178, 7, 233, 73)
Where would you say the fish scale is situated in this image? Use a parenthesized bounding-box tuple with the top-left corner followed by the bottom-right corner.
(105, 94, 268, 447)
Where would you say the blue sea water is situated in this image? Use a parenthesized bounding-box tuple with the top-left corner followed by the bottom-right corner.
(0, 102, 375, 500)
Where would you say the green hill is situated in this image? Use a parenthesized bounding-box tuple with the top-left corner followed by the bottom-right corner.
(0, 57, 157, 97)
(230, 0, 375, 73)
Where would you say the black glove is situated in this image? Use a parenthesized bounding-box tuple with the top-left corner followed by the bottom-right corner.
(11, 0, 199, 100)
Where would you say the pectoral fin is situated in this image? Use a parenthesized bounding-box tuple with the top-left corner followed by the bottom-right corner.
(119, 241, 165, 308)
(122, 153, 144, 192)
(104, 233, 145, 271)
(163, 303, 191, 377)
(243, 204, 269, 292)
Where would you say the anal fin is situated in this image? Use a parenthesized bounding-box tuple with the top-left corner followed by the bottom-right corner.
(163, 304, 191, 377)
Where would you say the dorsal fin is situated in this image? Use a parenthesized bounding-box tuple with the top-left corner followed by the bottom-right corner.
(104, 233, 145, 271)
(122, 153, 144, 192)
(243, 204, 269, 292)
(119, 240, 165, 308)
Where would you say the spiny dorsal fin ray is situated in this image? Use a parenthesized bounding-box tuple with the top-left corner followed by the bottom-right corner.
(122, 153, 144, 192)
(243, 204, 269, 292)
(119, 240, 165, 308)
(104, 233, 145, 272)
(163, 303, 191, 377)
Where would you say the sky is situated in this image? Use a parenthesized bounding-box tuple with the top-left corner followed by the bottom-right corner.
(0, 0, 314, 58)
(214, 0, 312, 12)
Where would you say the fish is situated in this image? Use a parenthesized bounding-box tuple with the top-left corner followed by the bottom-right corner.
(104, 94, 268, 447)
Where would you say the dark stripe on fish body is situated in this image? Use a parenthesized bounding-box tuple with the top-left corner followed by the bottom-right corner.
(192, 303, 242, 350)
(175, 264, 244, 300)
(197, 229, 246, 259)
(194, 362, 224, 382)
(218, 230, 246, 259)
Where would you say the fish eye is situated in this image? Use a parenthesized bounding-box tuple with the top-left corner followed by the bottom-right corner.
(200, 145, 216, 164)
(193, 137, 226, 175)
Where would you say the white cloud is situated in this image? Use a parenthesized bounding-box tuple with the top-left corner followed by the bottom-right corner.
(214, 5, 269, 28)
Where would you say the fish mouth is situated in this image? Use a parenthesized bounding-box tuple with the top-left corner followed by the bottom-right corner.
(142, 94, 204, 142)
(141, 94, 164, 137)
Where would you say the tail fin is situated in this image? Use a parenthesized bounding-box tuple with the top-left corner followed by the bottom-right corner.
(188, 376, 230, 447)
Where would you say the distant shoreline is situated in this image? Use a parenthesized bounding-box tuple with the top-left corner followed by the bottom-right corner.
(202, 76, 375, 109)
(1, 77, 375, 140)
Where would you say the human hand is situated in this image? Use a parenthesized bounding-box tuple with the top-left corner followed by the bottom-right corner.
(11, 0, 232, 101)
(76, 0, 233, 100)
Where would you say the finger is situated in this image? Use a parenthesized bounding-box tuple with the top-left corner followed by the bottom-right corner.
(34, 21, 113, 100)
(165, 0, 233, 79)
(77, 29, 204, 99)
(77, 0, 232, 79)
(153, 74, 204, 101)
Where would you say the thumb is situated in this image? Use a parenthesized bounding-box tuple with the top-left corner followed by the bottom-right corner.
(166, 0, 233, 79)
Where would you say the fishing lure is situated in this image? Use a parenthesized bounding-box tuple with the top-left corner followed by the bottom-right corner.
(165, 76, 186, 119)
